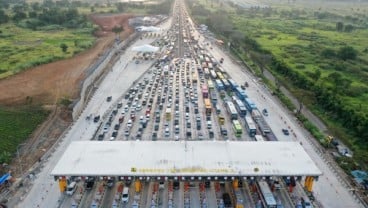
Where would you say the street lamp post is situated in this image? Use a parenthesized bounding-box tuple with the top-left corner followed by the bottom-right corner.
(17, 143, 27, 175)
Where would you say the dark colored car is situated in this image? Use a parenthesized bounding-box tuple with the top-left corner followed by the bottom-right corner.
(222, 193, 231, 207)
(282, 128, 290, 135)
(173, 181, 180, 190)
(93, 115, 100, 123)
(85, 177, 95, 190)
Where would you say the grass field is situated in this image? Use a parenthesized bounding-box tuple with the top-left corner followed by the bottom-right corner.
(0, 106, 49, 164)
(0, 23, 95, 79)
(234, 11, 368, 111)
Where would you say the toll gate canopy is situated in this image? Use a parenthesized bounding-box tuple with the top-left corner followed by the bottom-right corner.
(51, 141, 322, 177)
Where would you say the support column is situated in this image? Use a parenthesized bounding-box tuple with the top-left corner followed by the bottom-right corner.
(58, 177, 67, 193)
(135, 179, 141, 192)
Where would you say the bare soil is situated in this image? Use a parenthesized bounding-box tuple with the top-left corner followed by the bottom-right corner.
(0, 13, 134, 176)
(0, 13, 133, 106)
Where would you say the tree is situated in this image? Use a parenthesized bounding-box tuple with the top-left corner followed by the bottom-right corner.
(321, 48, 335, 58)
(112, 25, 124, 35)
(0, 9, 9, 24)
(338, 46, 357, 60)
(60, 43, 68, 53)
(116, 2, 125, 12)
(312, 69, 321, 81)
(336, 21, 344, 31)
(344, 24, 354, 32)
(13, 11, 27, 21)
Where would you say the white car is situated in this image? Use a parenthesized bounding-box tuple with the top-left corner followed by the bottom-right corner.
(127, 120, 132, 128)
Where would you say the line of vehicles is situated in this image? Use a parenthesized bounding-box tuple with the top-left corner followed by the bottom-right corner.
(62, 1, 313, 207)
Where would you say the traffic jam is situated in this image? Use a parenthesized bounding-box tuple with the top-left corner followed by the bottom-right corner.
(61, 1, 314, 208)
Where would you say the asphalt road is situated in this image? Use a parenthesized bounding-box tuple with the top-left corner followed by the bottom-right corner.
(9, 0, 363, 207)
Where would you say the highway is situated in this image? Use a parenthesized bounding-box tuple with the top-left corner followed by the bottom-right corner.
(10, 0, 363, 207)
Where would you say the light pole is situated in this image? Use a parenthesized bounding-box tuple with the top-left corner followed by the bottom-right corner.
(17, 143, 27, 175)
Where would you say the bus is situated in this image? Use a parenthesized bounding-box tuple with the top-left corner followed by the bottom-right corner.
(215, 79, 224, 91)
(207, 80, 214, 90)
(221, 79, 231, 90)
(208, 62, 213, 69)
(218, 114, 225, 125)
(192, 73, 198, 83)
(235, 86, 247, 101)
(226, 101, 238, 120)
(204, 98, 212, 115)
(211, 57, 217, 66)
(227, 79, 238, 90)
(165, 108, 171, 121)
(205, 57, 210, 64)
(232, 120, 242, 138)
(218, 67, 227, 75)
(202, 85, 209, 98)
(210, 70, 217, 79)
(202, 62, 207, 69)
(204, 68, 210, 79)
(244, 116, 257, 137)
(233, 98, 247, 117)
(258, 181, 277, 208)
(244, 98, 257, 111)
(216, 72, 224, 80)
(210, 90, 217, 104)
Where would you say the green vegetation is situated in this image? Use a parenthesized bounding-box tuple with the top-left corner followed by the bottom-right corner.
(187, 0, 368, 169)
(0, 0, 173, 79)
(0, 105, 49, 164)
(0, 0, 96, 78)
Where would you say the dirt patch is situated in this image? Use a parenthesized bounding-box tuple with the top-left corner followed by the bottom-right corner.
(0, 13, 134, 176)
(0, 13, 134, 106)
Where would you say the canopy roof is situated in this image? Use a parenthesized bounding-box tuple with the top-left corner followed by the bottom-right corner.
(51, 141, 322, 177)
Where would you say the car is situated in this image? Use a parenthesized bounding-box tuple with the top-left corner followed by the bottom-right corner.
(173, 181, 180, 190)
(93, 115, 100, 123)
(112, 131, 118, 138)
(164, 127, 170, 137)
(124, 129, 130, 136)
(127, 120, 133, 128)
(198, 132, 204, 140)
(152, 132, 157, 141)
(107, 178, 115, 188)
(159, 181, 165, 189)
(282, 128, 290, 135)
(209, 130, 214, 138)
(106, 96, 112, 102)
(114, 124, 120, 130)
(97, 134, 104, 141)
(66, 181, 77, 195)
(103, 126, 109, 133)
(121, 187, 130, 202)
(85, 177, 95, 190)
(205, 181, 210, 188)
(262, 108, 268, 116)
(222, 193, 231, 207)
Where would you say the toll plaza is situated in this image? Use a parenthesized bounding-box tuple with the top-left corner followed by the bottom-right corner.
(51, 141, 321, 193)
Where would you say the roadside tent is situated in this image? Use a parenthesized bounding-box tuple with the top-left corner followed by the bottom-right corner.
(131, 44, 159, 52)
(136, 26, 161, 32)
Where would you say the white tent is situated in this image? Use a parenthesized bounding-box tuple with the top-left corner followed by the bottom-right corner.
(136, 26, 161, 32)
(131, 44, 159, 52)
